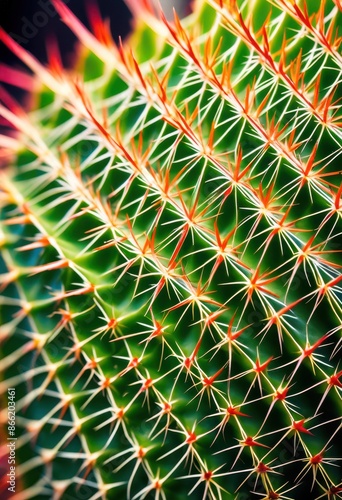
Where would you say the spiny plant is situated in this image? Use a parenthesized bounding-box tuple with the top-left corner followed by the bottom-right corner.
(0, 0, 341, 498)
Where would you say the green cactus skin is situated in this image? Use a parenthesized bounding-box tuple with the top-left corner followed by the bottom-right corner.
(0, 0, 341, 498)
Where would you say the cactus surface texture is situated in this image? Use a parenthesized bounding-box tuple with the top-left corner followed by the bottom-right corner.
(0, 0, 342, 498)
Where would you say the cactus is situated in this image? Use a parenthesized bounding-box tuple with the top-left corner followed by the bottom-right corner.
(0, 0, 341, 498)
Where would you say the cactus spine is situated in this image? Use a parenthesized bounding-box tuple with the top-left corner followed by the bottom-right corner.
(0, 0, 341, 498)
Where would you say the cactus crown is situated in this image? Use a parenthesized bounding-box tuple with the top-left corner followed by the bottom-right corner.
(0, 0, 341, 499)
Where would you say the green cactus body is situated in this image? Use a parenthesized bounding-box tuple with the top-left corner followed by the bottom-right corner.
(0, 0, 341, 498)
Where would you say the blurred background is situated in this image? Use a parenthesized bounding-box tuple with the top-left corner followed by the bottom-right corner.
(0, 0, 190, 134)
(0, 0, 190, 67)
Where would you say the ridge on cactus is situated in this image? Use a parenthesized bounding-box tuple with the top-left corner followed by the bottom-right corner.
(0, 0, 341, 499)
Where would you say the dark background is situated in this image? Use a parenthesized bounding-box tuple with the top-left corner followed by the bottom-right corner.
(0, 0, 133, 67)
